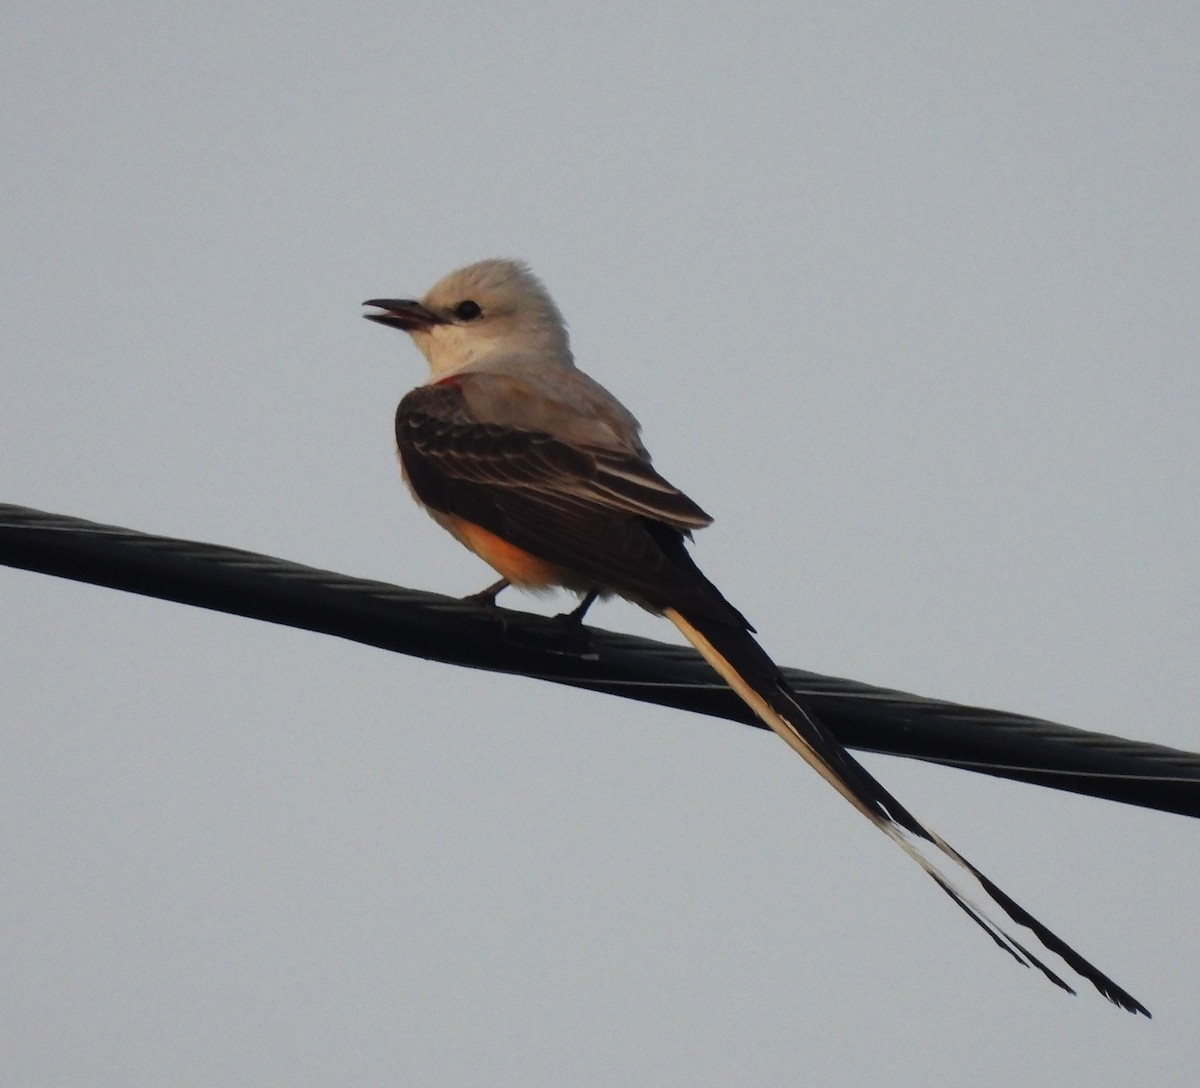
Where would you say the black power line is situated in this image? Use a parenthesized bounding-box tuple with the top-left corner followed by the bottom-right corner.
(3, 502, 1198, 818)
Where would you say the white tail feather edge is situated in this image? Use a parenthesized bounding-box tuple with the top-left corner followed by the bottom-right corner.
(663, 606, 1147, 1007)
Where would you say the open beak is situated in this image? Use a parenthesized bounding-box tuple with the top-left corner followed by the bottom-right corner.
(362, 298, 447, 332)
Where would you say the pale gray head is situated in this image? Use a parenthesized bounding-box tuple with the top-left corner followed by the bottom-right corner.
(364, 259, 574, 377)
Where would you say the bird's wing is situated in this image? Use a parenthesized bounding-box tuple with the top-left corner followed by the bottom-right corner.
(398, 380, 711, 528)
(395, 379, 739, 620)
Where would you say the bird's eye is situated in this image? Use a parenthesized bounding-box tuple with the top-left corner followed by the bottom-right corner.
(453, 300, 482, 321)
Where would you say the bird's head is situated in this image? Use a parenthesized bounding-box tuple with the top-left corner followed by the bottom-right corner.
(365, 259, 573, 377)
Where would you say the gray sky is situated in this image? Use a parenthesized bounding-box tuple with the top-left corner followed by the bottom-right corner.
(3, 3, 1198, 1084)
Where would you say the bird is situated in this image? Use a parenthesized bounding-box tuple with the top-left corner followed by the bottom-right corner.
(364, 258, 1148, 1016)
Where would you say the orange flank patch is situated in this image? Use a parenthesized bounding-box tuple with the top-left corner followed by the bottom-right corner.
(445, 516, 566, 588)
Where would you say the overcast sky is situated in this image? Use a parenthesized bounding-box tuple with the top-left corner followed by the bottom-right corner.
(3, 3, 1198, 1085)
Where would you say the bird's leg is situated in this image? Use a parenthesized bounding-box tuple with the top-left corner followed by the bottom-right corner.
(461, 577, 512, 637)
(463, 578, 510, 607)
(559, 588, 600, 626)
(547, 589, 601, 656)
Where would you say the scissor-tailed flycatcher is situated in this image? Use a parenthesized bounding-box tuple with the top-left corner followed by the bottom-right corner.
(365, 258, 1148, 1015)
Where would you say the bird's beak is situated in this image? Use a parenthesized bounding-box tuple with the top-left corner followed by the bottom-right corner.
(362, 298, 447, 332)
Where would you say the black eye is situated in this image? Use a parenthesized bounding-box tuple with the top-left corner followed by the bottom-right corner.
(453, 299, 482, 321)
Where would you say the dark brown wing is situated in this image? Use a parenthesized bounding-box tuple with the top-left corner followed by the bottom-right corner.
(395, 382, 746, 624)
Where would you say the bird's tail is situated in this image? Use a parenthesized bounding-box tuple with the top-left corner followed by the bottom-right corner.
(664, 606, 1150, 1017)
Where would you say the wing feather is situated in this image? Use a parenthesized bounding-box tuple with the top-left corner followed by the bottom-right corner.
(397, 382, 713, 531)
(395, 382, 738, 622)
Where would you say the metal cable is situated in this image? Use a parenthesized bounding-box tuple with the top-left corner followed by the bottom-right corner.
(3, 502, 1197, 817)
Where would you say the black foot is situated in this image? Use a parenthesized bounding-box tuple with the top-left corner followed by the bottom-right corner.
(463, 578, 510, 607)
(557, 589, 600, 626)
